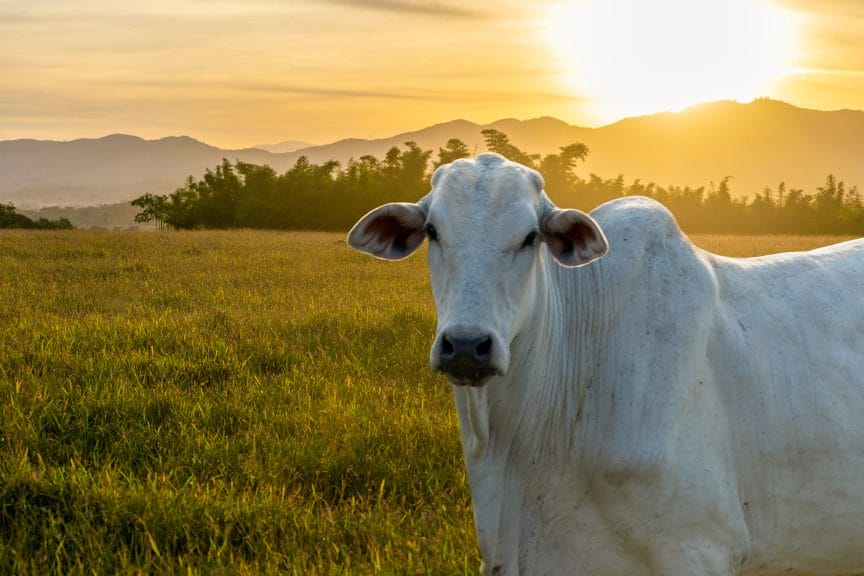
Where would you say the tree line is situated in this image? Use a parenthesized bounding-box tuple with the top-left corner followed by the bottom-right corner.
(131, 131, 863, 235)
(0, 203, 73, 230)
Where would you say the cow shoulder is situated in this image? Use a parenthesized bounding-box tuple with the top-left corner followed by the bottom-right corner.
(560, 200, 733, 515)
(585, 196, 712, 288)
(570, 196, 723, 454)
(591, 196, 685, 256)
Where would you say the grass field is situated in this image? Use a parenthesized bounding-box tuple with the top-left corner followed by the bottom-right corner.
(0, 229, 855, 575)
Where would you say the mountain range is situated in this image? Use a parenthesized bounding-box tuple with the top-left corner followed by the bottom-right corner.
(2, 99, 862, 210)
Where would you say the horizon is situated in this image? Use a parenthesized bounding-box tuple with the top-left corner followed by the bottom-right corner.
(2, 98, 861, 151)
(3, 1, 864, 149)
(5, 95, 862, 216)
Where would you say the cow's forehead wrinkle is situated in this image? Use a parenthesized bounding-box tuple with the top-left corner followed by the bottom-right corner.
(427, 195, 537, 242)
(430, 161, 542, 229)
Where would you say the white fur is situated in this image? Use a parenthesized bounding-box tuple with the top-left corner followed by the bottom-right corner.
(348, 153, 864, 576)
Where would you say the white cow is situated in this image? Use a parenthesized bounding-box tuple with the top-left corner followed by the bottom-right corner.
(347, 152, 864, 576)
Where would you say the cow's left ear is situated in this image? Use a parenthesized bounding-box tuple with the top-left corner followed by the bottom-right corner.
(347, 202, 428, 260)
(542, 208, 608, 267)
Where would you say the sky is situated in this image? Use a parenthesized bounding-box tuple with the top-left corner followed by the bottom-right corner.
(1, 0, 863, 148)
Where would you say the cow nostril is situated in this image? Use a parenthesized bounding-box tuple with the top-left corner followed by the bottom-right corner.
(441, 334, 455, 358)
(475, 336, 493, 360)
(436, 331, 500, 382)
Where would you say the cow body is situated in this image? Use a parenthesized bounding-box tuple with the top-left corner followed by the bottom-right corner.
(348, 153, 864, 575)
(455, 197, 864, 575)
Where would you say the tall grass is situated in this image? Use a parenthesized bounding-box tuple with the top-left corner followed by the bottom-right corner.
(0, 230, 473, 575)
(0, 230, 854, 574)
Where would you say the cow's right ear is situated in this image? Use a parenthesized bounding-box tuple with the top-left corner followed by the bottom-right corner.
(542, 208, 608, 267)
(347, 202, 427, 260)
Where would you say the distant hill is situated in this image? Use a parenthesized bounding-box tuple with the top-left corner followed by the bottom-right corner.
(580, 99, 864, 198)
(253, 139, 315, 154)
(20, 202, 154, 230)
(0, 135, 280, 209)
(271, 100, 864, 197)
(281, 116, 591, 169)
(2, 99, 862, 211)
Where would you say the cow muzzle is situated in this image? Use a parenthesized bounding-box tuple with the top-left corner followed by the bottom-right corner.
(430, 326, 508, 386)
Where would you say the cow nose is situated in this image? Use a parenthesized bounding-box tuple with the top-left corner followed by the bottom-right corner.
(437, 332, 497, 384)
(441, 333, 493, 363)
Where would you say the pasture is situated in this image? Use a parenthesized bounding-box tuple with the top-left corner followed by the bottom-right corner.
(0, 229, 854, 575)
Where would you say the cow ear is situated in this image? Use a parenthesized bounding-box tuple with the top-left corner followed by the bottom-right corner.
(542, 208, 608, 267)
(347, 202, 427, 260)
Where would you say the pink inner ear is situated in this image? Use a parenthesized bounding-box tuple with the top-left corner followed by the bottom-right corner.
(349, 203, 427, 259)
(368, 214, 404, 240)
(570, 220, 594, 254)
(546, 216, 592, 259)
(546, 235, 570, 260)
(543, 209, 608, 267)
(368, 215, 415, 252)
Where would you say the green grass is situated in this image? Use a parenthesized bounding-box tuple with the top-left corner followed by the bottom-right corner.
(0, 230, 472, 575)
(0, 229, 855, 575)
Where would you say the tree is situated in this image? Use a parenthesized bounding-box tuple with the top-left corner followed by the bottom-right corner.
(131, 193, 170, 229)
(538, 142, 590, 202)
(163, 176, 203, 230)
(0, 202, 31, 228)
(198, 159, 242, 228)
(434, 138, 471, 169)
(701, 176, 740, 232)
(481, 129, 539, 168)
(0, 202, 73, 229)
(397, 141, 433, 197)
(129, 131, 864, 236)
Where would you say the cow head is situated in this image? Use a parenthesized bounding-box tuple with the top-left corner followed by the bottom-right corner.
(348, 153, 608, 386)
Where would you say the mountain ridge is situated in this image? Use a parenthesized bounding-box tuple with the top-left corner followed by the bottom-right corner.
(2, 99, 862, 209)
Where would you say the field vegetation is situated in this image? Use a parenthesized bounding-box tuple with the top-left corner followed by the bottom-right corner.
(0, 203, 72, 230)
(0, 229, 855, 574)
(130, 130, 864, 236)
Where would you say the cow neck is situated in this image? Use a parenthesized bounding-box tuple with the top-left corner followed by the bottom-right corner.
(505, 249, 612, 460)
(454, 249, 615, 468)
(452, 250, 613, 572)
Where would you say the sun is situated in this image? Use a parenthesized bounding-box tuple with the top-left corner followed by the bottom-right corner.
(544, 0, 799, 123)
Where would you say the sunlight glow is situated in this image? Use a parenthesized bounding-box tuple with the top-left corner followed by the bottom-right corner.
(544, 0, 800, 122)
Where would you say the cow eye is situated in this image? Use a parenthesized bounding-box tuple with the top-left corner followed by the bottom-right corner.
(424, 223, 438, 242)
(521, 230, 539, 249)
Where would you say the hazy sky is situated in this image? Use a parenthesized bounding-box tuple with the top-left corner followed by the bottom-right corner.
(2, 0, 863, 148)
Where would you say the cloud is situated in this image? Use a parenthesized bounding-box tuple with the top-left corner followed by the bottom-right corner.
(103, 78, 424, 100)
(794, 67, 864, 77)
(779, 0, 864, 16)
(315, 0, 479, 18)
(239, 82, 424, 100)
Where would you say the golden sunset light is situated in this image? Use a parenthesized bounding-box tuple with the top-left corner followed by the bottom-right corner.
(4, 1, 864, 574)
(544, 0, 800, 122)
(0, 0, 862, 147)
